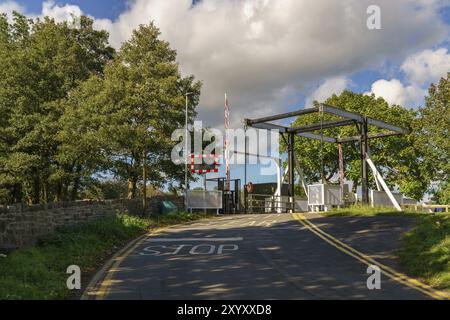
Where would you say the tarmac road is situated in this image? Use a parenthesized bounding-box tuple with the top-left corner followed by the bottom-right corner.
(90, 214, 439, 300)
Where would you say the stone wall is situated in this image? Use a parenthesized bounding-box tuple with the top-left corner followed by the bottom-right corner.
(0, 195, 184, 249)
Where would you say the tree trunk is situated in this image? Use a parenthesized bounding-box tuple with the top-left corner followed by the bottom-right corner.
(32, 173, 40, 204)
(352, 179, 359, 194)
(142, 151, 147, 215)
(127, 176, 137, 199)
(42, 182, 48, 204)
(55, 181, 62, 202)
(71, 165, 82, 201)
(12, 183, 22, 204)
(321, 168, 327, 185)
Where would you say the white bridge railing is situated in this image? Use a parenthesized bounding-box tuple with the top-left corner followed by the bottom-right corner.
(186, 190, 223, 214)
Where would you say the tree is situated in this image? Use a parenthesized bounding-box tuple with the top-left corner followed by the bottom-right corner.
(76, 22, 201, 211)
(284, 91, 429, 200)
(417, 73, 449, 204)
(0, 13, 114, 204)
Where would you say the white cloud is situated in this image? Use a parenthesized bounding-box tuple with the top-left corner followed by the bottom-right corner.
(103, 0, 447, 126)
(368, 79, 426, 107)
(366, 47, 449, 107)
(1, 0, 448, 125)
(305, 77, 350, 108)
(401, 48, 450, 85)
(0, 0, 25, 18)
(41, 1, 83, 23)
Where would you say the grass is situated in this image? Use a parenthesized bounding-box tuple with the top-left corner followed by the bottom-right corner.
(398, 213, 450, 291)
(322, 205, 421, 217)
(0, 211, 208, 300)
(321, 206, 450, 292)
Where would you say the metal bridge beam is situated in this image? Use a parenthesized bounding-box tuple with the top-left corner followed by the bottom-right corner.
(337, 131, 403, 143)
(321, 104, 364, 123)
(245, 107, 319, 125)
(296, 132, 337, 143)
(289, 119, 356, 134)
(366, 118, 408, 134)
(247, 122, 289, 132)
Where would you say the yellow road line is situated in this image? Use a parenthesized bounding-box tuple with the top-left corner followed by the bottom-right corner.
(83, 229, 165, 300)
(83, 215, 228, 300)
(95, 233, 152, 300)
(292, 213, 449, 300)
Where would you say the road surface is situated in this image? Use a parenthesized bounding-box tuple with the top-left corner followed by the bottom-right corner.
(90, 213, 437, 300)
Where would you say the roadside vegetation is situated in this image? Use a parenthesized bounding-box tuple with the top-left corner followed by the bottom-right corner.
(399, 213, 450, 291)
(322, 206, 450, 292)
(0, 212, 208, 300)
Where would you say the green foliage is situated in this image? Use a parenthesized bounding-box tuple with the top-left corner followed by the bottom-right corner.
(416, 73, 449, 203)
(0, 13, 114, 204)
(0, 212, 207, 300)
(80, 179, 129, 200)
(399, 213, 450, 290)
(0, 14, 201, 205)
(57, 22, 202, 201)
(432, 181, 450, 205)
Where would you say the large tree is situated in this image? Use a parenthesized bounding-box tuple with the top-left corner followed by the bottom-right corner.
(285, 91, 429, 200)
(66, 22, 202, 207)
(417, 73, 449, 204)
(0, 13, 114, 204)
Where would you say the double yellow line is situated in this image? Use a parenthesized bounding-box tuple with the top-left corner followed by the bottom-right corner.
(82, 229, 163, 300)
(292, 213, 450, 300)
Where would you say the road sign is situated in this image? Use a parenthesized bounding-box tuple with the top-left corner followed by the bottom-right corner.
(191, 154, 219, 174)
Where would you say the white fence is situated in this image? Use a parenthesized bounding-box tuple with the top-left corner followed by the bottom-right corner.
(186, 190, 222, 213)
(370, 190, 403, 208)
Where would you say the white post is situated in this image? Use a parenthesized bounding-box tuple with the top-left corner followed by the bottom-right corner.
(275, 158, 282, 213)
(185, 93, 192, 210)
(293, 154, 308, 196)
(366, 154, 402, 212)
(281, 154, 307, 196)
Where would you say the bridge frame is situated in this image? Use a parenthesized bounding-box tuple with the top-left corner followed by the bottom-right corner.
(244, 104, 408, 211)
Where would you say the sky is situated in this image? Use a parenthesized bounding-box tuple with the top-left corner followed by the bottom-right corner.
(1, 0, 449, 190)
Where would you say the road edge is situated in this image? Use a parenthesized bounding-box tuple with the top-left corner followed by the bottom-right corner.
(292, 213, 450, 300)
(80, 232, 149, 300)
(81, 216, 219, 300)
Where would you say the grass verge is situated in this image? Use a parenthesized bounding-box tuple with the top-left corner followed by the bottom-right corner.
(322, 205, 421, 217)
(321, 206, 450, 292)
(398, 213, 450, 291)
(0, 211, 208, 300)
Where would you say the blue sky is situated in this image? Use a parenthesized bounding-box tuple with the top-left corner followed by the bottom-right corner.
(11, 0, 130, 20)
(1, 0, 449, 190)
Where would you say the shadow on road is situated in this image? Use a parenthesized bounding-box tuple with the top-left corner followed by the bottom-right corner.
(103, 215, 429, 300)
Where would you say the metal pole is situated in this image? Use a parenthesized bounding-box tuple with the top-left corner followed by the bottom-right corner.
(244, 127, 248, 214)
(225, 94, 230, 192)
(338, 142, 345, 199)
(185, 93, 192, 209)
(361, 118, 369, 205)
(288, 133, 295, 212)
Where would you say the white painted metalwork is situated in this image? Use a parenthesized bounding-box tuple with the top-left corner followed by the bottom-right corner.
(366, 154, 402, 211)
(308, 184, 342, 211)
(370, 190, 403, 208)
(186, 190, 223, 214)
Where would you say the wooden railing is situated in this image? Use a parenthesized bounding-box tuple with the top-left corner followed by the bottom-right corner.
(401, 204, 449, 213)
